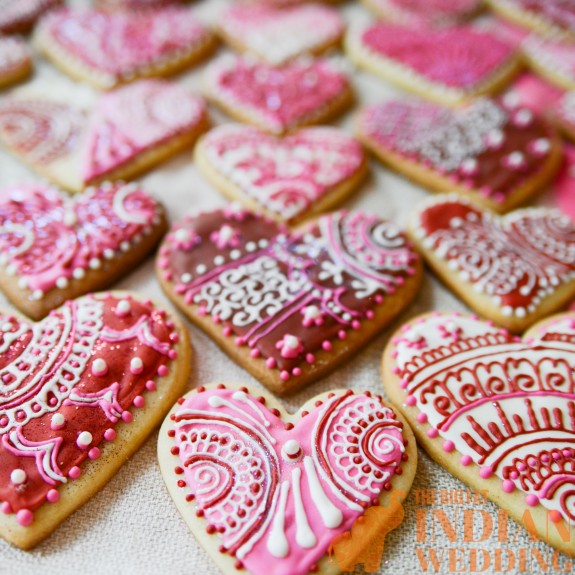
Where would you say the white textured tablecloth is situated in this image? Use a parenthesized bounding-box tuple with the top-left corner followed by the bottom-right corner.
(1, 1, 571, 574)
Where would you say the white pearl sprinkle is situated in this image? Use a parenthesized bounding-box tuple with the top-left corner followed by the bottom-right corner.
(77, 431, 93, 448)
(92, 358, 108, 376)
(10, 469, 26, 485)
(73, 268, 86, 280)
(115, 300, 131, 317)
(130, 357, 144, 374)
(181, 273, 192, 283)
(89, 258, 101, 270)
(56, 277, 69, 289)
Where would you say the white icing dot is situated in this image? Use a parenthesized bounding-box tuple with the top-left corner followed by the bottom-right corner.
(92, 358, 108, 376)
(450, 217, 463, 228)
(130, 357, 144, 374)
(77, 431, 93, 448)
(52, 413, 65, 428)
(230, 249, 241, 260)
(18, 278, 27, 289)
(115, 300, 131, 316)
(303, 305, 321, 321)
(514, 109, 533, 126)
(196, 264, 207, 274)
(214, 256, 225, 265)
(120, 241, 130, 252)
(1, 322, 12, 332)
(6, 264, 16, 276)
(181, 273, 192, 283)
(73, 268, 86, 280)
(284, 335, 300, 349)
(533, 138, 550, 154)
(56, 277, 69, 289)
(32, 289, 44, 300)
(259, 239, 269, 248)
(89, 258, 101, 270)
(284, 440, 300, 455)
(10, 469, 26, 485)
(104, 249, 115, 260)
(174, 229, 189, 243)
(506, 151, 525, 168)
(246, 242, 257, 252)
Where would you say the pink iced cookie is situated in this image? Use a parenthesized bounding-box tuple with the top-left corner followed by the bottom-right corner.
(383, 312, 575, 557)
(362, 0, 482, 27)
(0, 36, 32, 89)
(204, 55, 353, 134)
(158, 384, 417, 575)
(523, 35, 575, 90)
(195, 124, 367, 223)
(0, 0, 60, 34)
(218, 4, 344, 65)
(552, 143, 575, 221)
(347, 23, 520, 104)
(502, 72, 564, 116)
(35, 7, 216, 89)
(0, 182, 166, 319)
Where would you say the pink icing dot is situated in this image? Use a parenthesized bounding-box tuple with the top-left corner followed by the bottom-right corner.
(250, 348, 260, 358)
(460, 455, 472, 466)
(133, 395, 145, 408)
(292, 367, 301, 376)
(1, 501, 12, 514)
(400, 379, 409, 389)
(88, 448, 101, 460)
(122, 411, 133, 423)
(46, 489, 60, 503)
(502, 480, 515, 493)
(405, 395, 416, 406)
(526, 494, 539, 507)
(427, 428, 438, 438)
(168, 349, 178, 360)
(416, 412, 427, 424)
(104, 428, 116, 441)
(305, 353, 315, 364)
(146, 380, 157, 392)
(69, 466, 81, 480)
(157, 365, 168, 377)
(266, 357, 276, 369)
(16, 509, 33, 526)
(480, 466, 493, 479)
(280, 370, 290, 381)
(338, 330, 346, 340)
(443, 440, 455, 453)
(351, 320, 361, 330)
(322, 340, 332, 351)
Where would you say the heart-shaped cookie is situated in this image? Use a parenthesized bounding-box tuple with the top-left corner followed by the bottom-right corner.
(523, 35, 575, 91)
(35, 7, 216, 89)
(195, 124, 368, 224)
(158, 384, 417, 575)
(361, 0, 482, 28)
(0, 79, 209, 192)
(346, 23, 520, 105)
(218, 4, 344, 66)
(356, 97, 562, 213)
(382, 312, 575, 557)
(0, 0, 60, 35)
(204, 55, 353, 135)
(488, 0, 575, 41)
(157, 208, 421, 394)
(0, 291, 190, 549)
(410, 194, 575, 332)
(0, 37, 32, 89)
(0, 182, 166, 320)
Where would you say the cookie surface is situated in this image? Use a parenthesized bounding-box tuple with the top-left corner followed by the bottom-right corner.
(556, 91, 575, 143)
(157, 207, 421, 394)
(204, 55, 353, 135)
(158, 384, 417, 575)
(0, 182, 166, 319)
(35, 7, 216, 89)
(195, 124, 368, 224)
(361, 0, 482, 27)
(410, 194, 575, 332)
(382, 312, 575, 557)
(0, 0, 60, 35)
(218, 4, 344, 65)
(0, 36, 32, 89)
(0, 291, 190, 549)
(523, 35, 575, 91)
(0, 79, 209, 192)
(356, 97, 562, 213)
(346, 23, 520, 105)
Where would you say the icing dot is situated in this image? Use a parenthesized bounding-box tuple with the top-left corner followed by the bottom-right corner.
(460, 455, 472, 466)
(281, 439, 302, 461)
(502, 480, 515, 493)
(416, 412, 427, 424)
(133, 395, 145, 408)
(1, 502, 11, 515)
(479, 466, 493, 479)
(77, 431, 93, 449)
(88, 448, 101, 460)
(89, 258, 101, 270)
(73, 268, 86, 280)
(158, 365, 168, 377)
(442, 440, 455, 453)
(51, 413, 65, 430)
(122, 411, 133, 423)
(427, 428, 438, 438)
(405, 395, 416, 407)
(46, 489, 60, 503)
(115, 299, 131, 316)
(92, 358, 108, 377)
(16, 509, 33, 526)
(56, 277, 69, 289)
(10, 469, 26, 485)
(104, 429, 116, 442)
(130, 357, 144, 375)
(526, 494, 539, 507)
(69, 466, 81, 479)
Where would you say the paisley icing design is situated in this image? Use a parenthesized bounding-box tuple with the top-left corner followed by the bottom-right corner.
(219, 5, 344, 65)
(0, 292, 178, 526)
(198, 124, 366, 222)
(0, 0, 60, 34)
(357, 97, 558, 209)
(362, 0, 481, 27)
(412, 195, 575, 320)
(523, 35, 575, 90)
(158, 208, 419, 390)
(0, 182, 162, 301)
(390, 312, 575, 524)
(204, 55, 352, 134)
(163, 386, 408, 575)
(36, 7, 214, 88)
(348, 23, 518, 102)
(84, 80, 207, 183)
(0, 99, 83, 166)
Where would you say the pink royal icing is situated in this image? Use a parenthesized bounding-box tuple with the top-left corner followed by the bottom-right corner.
(83, 80, 206, 183)
(169, 387, 407, 575)
(219, 5, 344, 65)
(205, 55, 350, 134)
(38, 7, 211, 85)
(200, 124, 365, 222)
(359, 23, 516, 91)
(392, 313, 575, 523)
(0, 182, 161, 297)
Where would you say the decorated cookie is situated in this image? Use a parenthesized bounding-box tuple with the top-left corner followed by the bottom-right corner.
(0, 79, 209, 192)
(35, 7, 216, 89)
(0, 182, 166, 319)
(156, 207, 421, 394)
(0, 291, 190, 549)
(217, 5, 344, 66)
(204, 55, 353, 135)
(96, 0, 185, 8)
(158, 383, 417, 575)
(488, 0, 575, 41)
(0, 36, 32, 89)
(195, 124, 368, 225)
(346, 24, 520, 105)
(382, 312, 575, 557)
(356, 97, 562, 213)
(556, 91, 575, 143)
(0, 0, 60, 35)
(361, 0, 482, 28)
(410, 194, 575, 332)
(523, 35, 575, 91)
